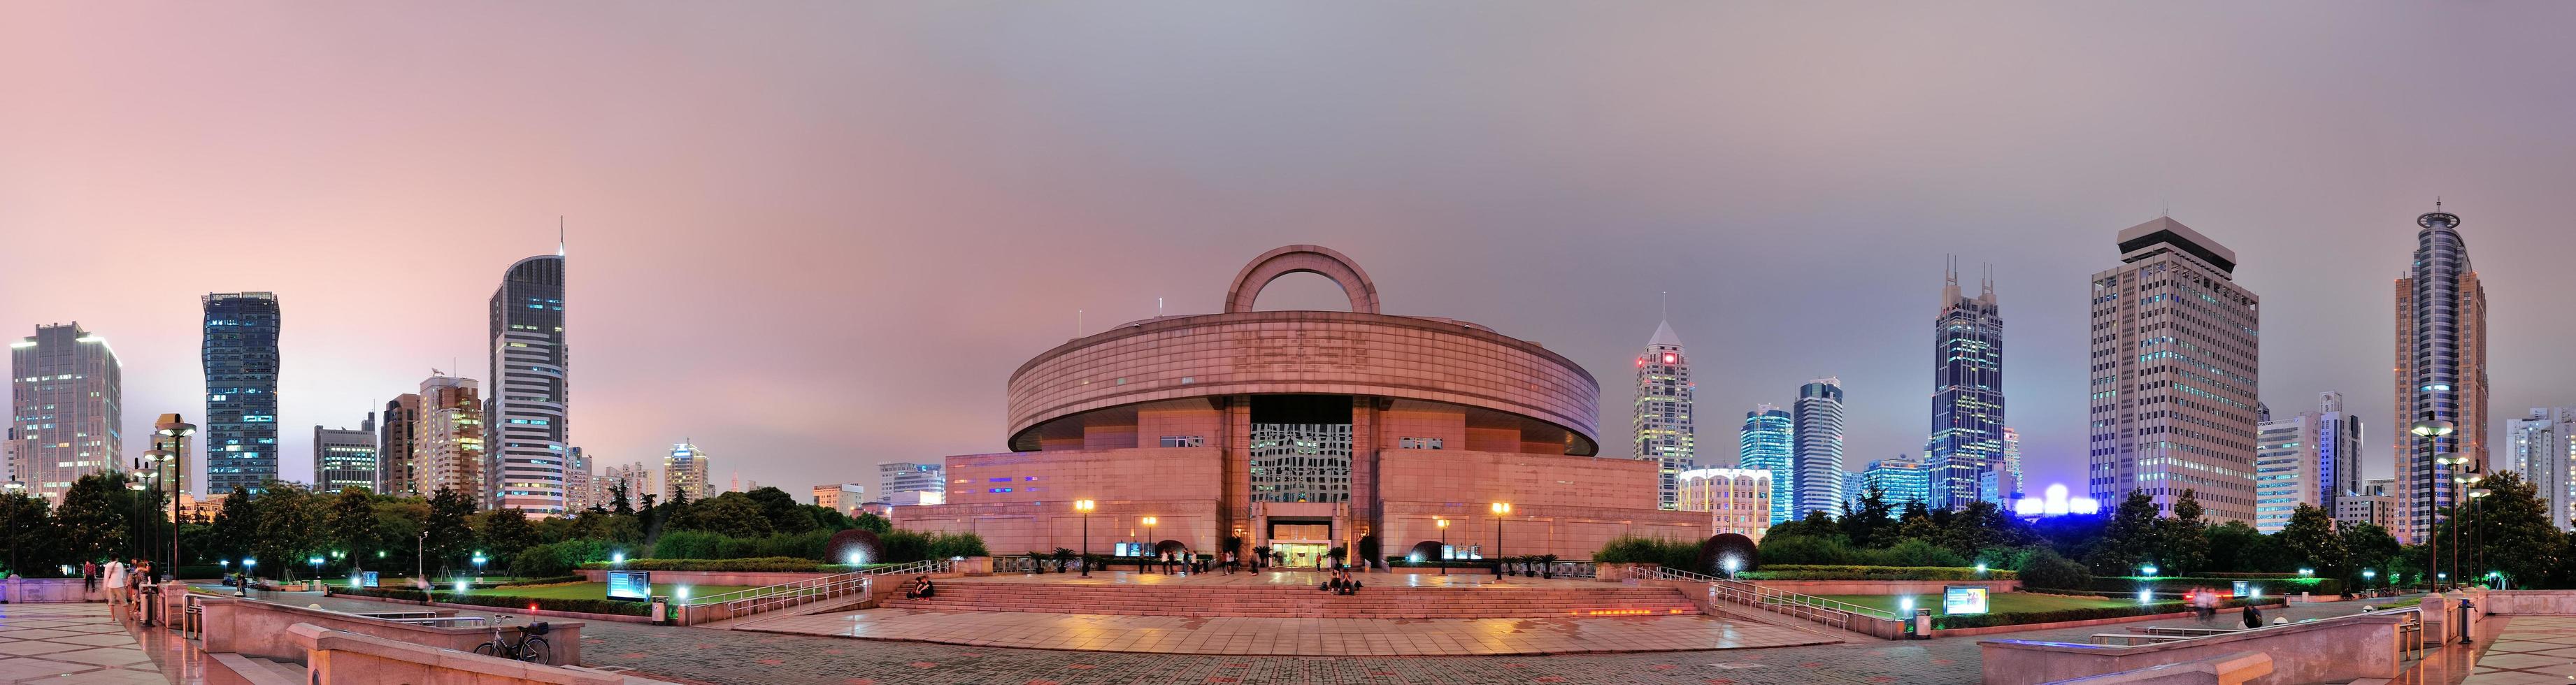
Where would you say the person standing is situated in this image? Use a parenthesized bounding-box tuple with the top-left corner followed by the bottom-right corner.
(100, 558, 128, 611)
(81, 561, 98, 592)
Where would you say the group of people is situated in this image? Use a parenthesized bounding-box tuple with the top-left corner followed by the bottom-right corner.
(1146, 549, 1240, 575)
(1320, 562, 1364, 595)
(79, 558, 156, 619)
(2189, 588, 2266, 629)
(902, 575, 937, 600)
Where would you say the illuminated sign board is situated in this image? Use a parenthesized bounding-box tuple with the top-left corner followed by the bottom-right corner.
(607, 570, 652, 600)
(1943, 586, 1990, 615)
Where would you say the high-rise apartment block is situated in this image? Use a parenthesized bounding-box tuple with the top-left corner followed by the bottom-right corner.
(878, 461, 944, 500)
(2506, 408, 2576, 531)
(2395, 206, 2489, 543)
(1991, 426, 2022, 504)
(9, 323, 121, 502)
(599, 461, 652, 508)
(1792, 377, 1847, 519)
(1928, 261, 2005, 511)
(1738, 405, 1794, 524)
(564, 447, 594, 512)
(378, 394, 420, 496)
(203, 293, 281, 495)
(665, 442, 711, 501)
(813, 483, 867, 514)
(489, 252, 568, 514)
(2252, 392, 2363, 533)
(2087, 217, 2261, 523)
(1863, 456, 1931, 511)
(314, 417, 378, 494)
(1634, 319, 1695, 510)
(415, 375, 485, 500)
(2338, 477, 2397, 531)
(1677, 468, 1771, 540)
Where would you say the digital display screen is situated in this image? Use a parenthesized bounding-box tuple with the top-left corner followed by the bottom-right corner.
(361, 571, 380, 588)
(607, 570, 652, 600)
(2232, 581, 2250, 598)
(1943, 586, 1990, 615)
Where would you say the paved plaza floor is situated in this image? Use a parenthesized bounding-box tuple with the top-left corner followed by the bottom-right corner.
(2463, 616, 2576, 684)
(738, 609, 1840, 656)
(0, 602, 195, 685)
(931, 571, 1594, 589)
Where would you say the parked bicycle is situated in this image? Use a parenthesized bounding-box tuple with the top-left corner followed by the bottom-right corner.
(472, 615, 552, 663)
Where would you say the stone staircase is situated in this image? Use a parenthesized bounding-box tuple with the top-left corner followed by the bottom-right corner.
(883, 580, 1701, 619)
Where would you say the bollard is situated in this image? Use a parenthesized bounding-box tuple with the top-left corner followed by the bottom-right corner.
(2456, 598, 2475, 644)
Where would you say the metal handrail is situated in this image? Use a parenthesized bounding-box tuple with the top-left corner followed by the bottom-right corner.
(1633, 566, 1901, 629)
(688, 558, 953, 621)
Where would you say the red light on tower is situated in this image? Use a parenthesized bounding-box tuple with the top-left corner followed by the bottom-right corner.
(1663, 353, 1677, 364)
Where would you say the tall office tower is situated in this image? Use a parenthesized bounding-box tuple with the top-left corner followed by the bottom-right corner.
(489, 252, 568, 515)
(813, 483, 867, 514)
(2506, 408, 2576, 531)
(1634, 319, 1696, 510)
(664, 442, 711, 501)
(1793, 377, 1847, 519)
(563, 447, 594, 512)
(2086, 217, 2261, 523)
(10, 323, 122, 502)
(1989, 426, 2024, 504)
(203, 293, 282, 495)
(1928, 260, 2005, 511)
(378, 394, 421, 496)
(1676, 468, 1773, 541)
(2251, 393, 2363, 533)
(2395, 206, 2491, 543)
(1863, 457, 1931, 511)
(878, 461, 945, 499)
(1738, 405, 1796, 524)
(415, 375, 486, 502)
(1840, 471, 1868, 511)
(313, 416, 379, 493)
(1, 428, 18, 485)
(2338, 478, 2397, 531)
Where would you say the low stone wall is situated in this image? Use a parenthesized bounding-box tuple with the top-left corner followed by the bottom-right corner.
(576, 569, 833, 586)
(292, 623, 623, 685)
(1749, 579, 2020, 595)
(2057, 651, 2271, 685)
(4, 577, 103, 603)
(2476, 589, 2570, 614)
(1978, 611, 2407, 685)
(198, 596, 585, 666)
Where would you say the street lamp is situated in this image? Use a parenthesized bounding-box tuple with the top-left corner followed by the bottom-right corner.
(1489, 502, 1511, 572)
(1436, 519, 1450, 576)
(1140, 516, 1157, 570)
(472, 552, 487, 579)
(2140, 564, 2159, 577)
(154, 416, 196, 583)
(2415, 419, 2456, 589)
(1073, 500, 1096, 577)
(2468, 487, 2493, 586)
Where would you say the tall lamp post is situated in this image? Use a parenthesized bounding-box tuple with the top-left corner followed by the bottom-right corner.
(2466, 486, 2491, 586)
(153, 415, 196, 583)
(1489, 502, 1510, 572)
(2, 481, 21, 577)
(1436, 519, 1450, 576)
(1074, 500, 1096, 577)
(2412, 419, 2455, 591)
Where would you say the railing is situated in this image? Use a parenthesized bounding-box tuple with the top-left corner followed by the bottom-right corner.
(688, 558, 954, 622)
(2365, 604, 2426, 663)
(1636, 566, 1898, 630)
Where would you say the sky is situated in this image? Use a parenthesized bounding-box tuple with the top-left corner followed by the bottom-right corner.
(5, 2, 2576, 500)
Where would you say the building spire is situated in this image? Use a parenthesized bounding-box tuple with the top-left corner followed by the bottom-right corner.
(1942, 254, 1962, 305)
(557, 216, 566, 257)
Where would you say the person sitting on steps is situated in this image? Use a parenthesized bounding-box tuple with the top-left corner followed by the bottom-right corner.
(904, 575, 936, 600)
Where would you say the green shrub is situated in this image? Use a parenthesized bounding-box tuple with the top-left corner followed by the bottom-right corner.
(336, 585, 652, 617)
(577, 557, 885, 572)
(2089, 576, 2345, 597)
(1736, 565, 2013, 581)
(925, 532, 988, 559)
(2017, 548, 2093, 591)
(1755, 533, 1853, 565)
(1594, 535, 1699, 570)
(511, 540, 620, 578)
(1877, 538, 1970, 567)
(1932, 596, 2279, 630)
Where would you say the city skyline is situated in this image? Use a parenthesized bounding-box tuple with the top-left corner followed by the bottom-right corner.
(9, 4, 2576, 500)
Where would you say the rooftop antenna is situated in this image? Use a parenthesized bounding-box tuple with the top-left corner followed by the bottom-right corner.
(557, 216, 566, 257)
(1076, 309, 1083, 338)
(1659, 291, 1668, 319)
(1158, 297, 1164, 317)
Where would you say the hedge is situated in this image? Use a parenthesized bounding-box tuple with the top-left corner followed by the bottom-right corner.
(2093, 576, 2345, 597)
(646, 529, 987, 565)
(335, 586, 650, 616)
(1736, 565, 2016, 582)
(1931, 596, 2280, 630)
(577, 557, 897, 572)
(1592, 535, 1701, 570)
(1383, 557, 1496, 569)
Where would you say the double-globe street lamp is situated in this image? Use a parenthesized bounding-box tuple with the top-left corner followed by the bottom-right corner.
(1489, 502, 1510, 573)
(1073, 500, 1096, 577)
(1436, 519, 1450, 576)
(149, 415, 196, 585)
(2412, 418, 2455, 591)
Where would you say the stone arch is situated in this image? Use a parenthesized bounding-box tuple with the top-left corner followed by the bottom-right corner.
(1224, 245, 1381, 314)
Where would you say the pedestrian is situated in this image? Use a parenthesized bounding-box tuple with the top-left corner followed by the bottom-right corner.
(1223, 551, 1236, 575)
(82, 561, 98, 592)
(2242, 602, 2263, 629)
(101, 558, 127, 611)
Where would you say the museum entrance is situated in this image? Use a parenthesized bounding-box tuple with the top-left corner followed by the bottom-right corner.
(1266, 520, 1334, 568)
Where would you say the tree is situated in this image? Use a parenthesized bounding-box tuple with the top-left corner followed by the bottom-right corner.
(2202, 521, 2265, 572)
(1838, 486, 1894, 547)
(250, 484, 321, 580)
(852, 512, 892, 533)
(0, 493, 54, 575)
(1893, 500, 1941, 542)
(2452, 470, 2564, 588)
(208, 486, 259, 563)
(54, 473, 131, 565)
(2341, 523, 2400, 586)
(742, 486, 814, 534)
(473, 509, 541, 560)
(608, 481, 633, 517)
(1938, 500, 2033, 556)
(328, 489, 381, 570)
(422, 488, 478, 575)
(2274, 503, 2347, 575)
(2086, 489, 2160, 574)
(676, 493, 775, 538)
(2150, 489, 2210, 575)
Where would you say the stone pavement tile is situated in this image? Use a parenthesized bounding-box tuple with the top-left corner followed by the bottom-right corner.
(0, 630, 85, 641)
(0, 658, 100, 682)
(44, 634, 140, 648)
(16, 668, 173, 685)
(40, 648, 152, 668)
(0, 641, 94, 656)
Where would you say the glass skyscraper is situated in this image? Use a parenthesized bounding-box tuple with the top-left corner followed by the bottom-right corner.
(1633, 319, 1694, 510)
(1928, 260, 2004, 510)
(1863, 456, 1931, 512)
(2395, 205, 2488, 543)
(1738, 405, 1794, 524)
(9, 323, 121, 503)
(489, 252, 568, 514)
(1793, 377, 1846, 519)
(203, 292, 281, 495)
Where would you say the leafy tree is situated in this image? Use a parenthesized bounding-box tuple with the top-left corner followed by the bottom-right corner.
(250, 484, 321, 579)
(2017, 547, 2093, 589)
(54, 473, 131, 564)
(2274, 503, 2347, 575)
(852, 512, 893, 533)
(608, 481, 633, 517)
(0, 493, 54, 575)
(676, 493, 776, 538)
(1838, 486, 1894, 547)
(473, 509, 541, 559)
(2452, 470, 2563, 588)
(1893, 500, 1941, 542)
(422, 487, 478, 573)
(2340, 522, 2401, 585)
(1939, 500, 2032, 556)
(2151, 489, 2210, 575)
(742, 486, 815, 534)
(328, 489, 380, 570)
(208, 486, 260, 562)
(2201, 520, 2264, 572)
(2086, 489, 2159, 574)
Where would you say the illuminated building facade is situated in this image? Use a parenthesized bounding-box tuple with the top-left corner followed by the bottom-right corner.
(1677, 468, 1771, 540)
(2087, 217, 2261, 523)
(1634, 319, 1695, 510)
(203, 292, 281, 495)
(1928, 260, 2005, 510)
(1738, 405, 1794, 524)
(2395, 206, 2489, 543)
(1793, 377, 1847, 519)
(314, 417, 378, 493)
(8, 323, 121, 503)
(489, 252, 568, 515)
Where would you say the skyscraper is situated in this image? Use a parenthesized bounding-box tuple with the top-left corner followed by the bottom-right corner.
(203, 292, 282, 495)
(1928, 260, 2005, 511)
(600, 461, 653, 508)
(2505, 408, 2576, 531)
(877, 461, 945, 503)
(416, 375, 485, 500)
(379, 394, 420, 496)
(2252, 392, 2363, 534)
(665, 442, 711, 501)
(1990, 426, 2023, 504)
(2087, 217, 2261, 523)
(314, 416, 378, 494)
(1634, 319, 1695, 510)
(8, 323, 121, 502)
(1863, 456, 1931, 512)
(1738, 405, 1795, 524)
(1793, 377, 1846, 519)
(2395, 206, 2489, 543)
(564, 447, 594, 512)
(489, 251, 568, 514)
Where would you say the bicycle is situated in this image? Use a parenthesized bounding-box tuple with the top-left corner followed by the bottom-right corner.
(472, 615, 552, 663)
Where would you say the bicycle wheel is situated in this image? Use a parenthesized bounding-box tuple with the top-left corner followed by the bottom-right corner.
(472, 642, 502, 658)
(515, 637, 550, 663)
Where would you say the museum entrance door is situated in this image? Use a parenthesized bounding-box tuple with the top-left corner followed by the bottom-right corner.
(1273, 542, 1330, 568)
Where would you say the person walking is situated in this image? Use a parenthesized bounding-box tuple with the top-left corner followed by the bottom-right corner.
(100, 558, 128, 612)
(82, 561, 98, 592)
(1223, 551, 1236, 575)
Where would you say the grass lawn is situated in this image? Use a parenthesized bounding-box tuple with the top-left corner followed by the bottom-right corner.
(449, 582, 761, 600)
(1794, 592, 2141, 616)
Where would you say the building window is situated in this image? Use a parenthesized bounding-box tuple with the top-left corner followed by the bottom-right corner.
(1398, 437, 1443, 449)
(1160, 435, 1203, 447)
